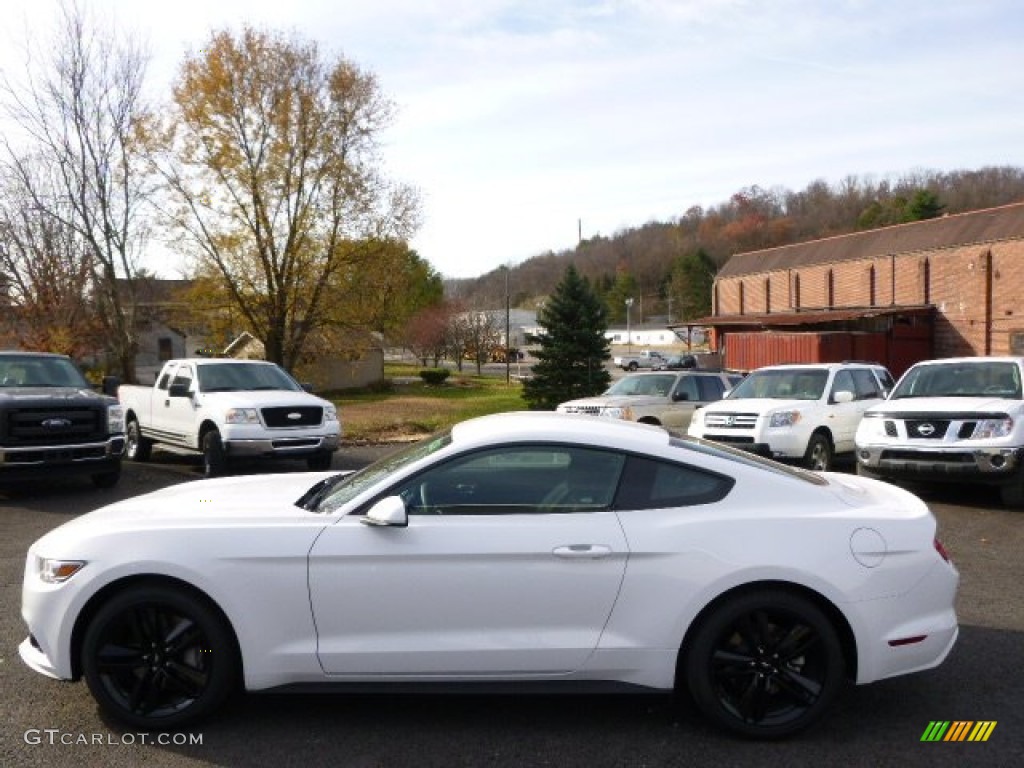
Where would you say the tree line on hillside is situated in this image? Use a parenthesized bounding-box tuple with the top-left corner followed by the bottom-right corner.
(452, 166, 1024, 324)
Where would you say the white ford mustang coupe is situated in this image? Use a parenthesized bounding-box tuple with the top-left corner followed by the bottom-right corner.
(21, 412, 959, 738)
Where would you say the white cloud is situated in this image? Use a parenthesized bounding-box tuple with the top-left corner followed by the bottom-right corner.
(2, 0, 1022, 278)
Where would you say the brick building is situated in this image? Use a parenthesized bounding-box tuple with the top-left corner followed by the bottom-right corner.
(697, 202, 1024, 376)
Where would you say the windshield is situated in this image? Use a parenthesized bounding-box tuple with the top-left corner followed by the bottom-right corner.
(197, 362, 302, 392)
(727, 368, 828, 400)
(311, 430, 454, 513)
(0, 355, 91, 388)
(604, 374, 677, 397)
(891, 361, 1023, 399)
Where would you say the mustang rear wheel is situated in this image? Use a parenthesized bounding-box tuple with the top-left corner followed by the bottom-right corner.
(81, 584, 238, 730)
(684, 589, 844, 739)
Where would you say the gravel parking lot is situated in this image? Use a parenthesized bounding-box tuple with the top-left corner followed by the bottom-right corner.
(2, 448, 1023, 767)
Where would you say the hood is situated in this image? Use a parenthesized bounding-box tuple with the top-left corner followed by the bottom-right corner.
(33, 471, 340, 549)
(870, 396, 1024, 415)
(0, 387, 113, 405)
(197, 389, 330, 409)
(704, 397, 813, 414)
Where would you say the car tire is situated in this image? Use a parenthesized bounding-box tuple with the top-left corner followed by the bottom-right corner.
(628, 362, 639, 371)
(307, 451, 333, 471)
(802, 433, 833, 472)
(202, 430, 227, 478)
(91, 469, 121, 489)
(125, 418, 152, 462)
(81, 583, 239, 730)
(684, 589, 845, 739)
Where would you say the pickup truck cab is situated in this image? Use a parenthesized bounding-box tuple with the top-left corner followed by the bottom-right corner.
(612, 350, 667, 371)
(557, 370, 742, 434)
(119, 358, 341, 476)
(688, 362, 892, 471)
(855, 356, 1024, 507)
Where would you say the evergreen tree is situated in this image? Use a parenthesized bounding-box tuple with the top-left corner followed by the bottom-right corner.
(523, 265, 611, 410)
(668, 248, 716, 322)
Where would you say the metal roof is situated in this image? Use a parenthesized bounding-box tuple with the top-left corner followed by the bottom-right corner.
(717, 202, 1024, 279)
(679, 305, 934, 328)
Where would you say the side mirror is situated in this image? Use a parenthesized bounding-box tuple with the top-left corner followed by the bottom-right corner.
(101, 375, 121, 397)
(168, 382, 191, 398)
(672, 391, 691, 402)
(833, 390, 854, 404)
(361, 496, 408, 527)
(301, 382, 315, 393)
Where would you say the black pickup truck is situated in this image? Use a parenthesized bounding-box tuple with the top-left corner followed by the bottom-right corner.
(0, 351, 125, 488)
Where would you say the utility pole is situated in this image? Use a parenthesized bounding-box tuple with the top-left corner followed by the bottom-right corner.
(625, 297, 634, 354)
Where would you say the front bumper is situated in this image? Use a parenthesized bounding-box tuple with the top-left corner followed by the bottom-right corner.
(0, 436, 124, 480)
(857, 444, 1023, 483)
(223, 433, 340, 458)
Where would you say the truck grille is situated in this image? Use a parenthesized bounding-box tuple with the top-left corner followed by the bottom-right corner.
(905, 419, 951, 439)
(704, 412, 759, 429)
(561, 405, 601, 415)
(261, 406, 323, 428)
(2, 406, 106, 446)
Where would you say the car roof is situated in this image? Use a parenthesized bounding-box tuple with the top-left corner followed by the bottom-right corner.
(0, 350, 69, 359)
(452, 411, 673, 451)
(908, 356, 1024, 366)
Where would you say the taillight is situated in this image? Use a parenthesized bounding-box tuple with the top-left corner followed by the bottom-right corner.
(934, 538, 951, 562)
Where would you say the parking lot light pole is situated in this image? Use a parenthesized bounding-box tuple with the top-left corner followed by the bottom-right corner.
(504, 266, 511, 385)
(625, 297, 634, 354)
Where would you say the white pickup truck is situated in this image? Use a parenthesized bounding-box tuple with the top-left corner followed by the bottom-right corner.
(855, 356, 1024, 507)
(612, 350, 667, 371)
(118, 358, 341, 476)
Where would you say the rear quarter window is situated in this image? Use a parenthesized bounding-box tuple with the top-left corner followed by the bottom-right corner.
(614, 455, 734, 510)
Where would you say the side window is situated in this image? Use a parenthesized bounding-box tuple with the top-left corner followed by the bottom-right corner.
(672, 376, 700, 402)
(696, 375, 726, 401)
(393, 445, 625, 516)
(157, 364, 177, 391)
(830, 370, 855, 402)
(171, 365, 194, 392)
(614, 456, 733, 510)
(850, 369, 881, 400)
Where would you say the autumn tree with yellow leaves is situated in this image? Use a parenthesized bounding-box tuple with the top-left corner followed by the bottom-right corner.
(153, 26, 420, 370)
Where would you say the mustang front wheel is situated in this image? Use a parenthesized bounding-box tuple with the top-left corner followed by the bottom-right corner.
(81, 584, 238, 730)
(684, 589, 844, 739)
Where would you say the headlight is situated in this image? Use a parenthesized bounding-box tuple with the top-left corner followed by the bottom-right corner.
(856, 414, 889, 439)
(769, 410, 801, 428)
(324, 404, 338, 422)
(35, 557, 86, 584)
(600, 407, 627, 419)
(224, 408, 260, 424)
(107, 404, 125, 434)
(973, 418, 1013, 439)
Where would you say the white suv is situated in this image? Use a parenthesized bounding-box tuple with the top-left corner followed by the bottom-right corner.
(855, 356, 1024, 506)
(687, 362, 893, 471)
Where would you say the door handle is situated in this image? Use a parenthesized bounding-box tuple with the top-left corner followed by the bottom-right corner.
(553, 544, 612, 559)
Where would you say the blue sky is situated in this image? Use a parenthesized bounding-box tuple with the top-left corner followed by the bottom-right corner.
(3, 1, 1023, 278)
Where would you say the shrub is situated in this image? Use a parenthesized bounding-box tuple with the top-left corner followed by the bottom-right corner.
(419, 368, 450, 386)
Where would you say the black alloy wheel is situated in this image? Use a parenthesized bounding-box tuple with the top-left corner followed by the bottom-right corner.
(81, 585, 238, 730)
(802, 433, 833, 472)
(685, 589, 844, 739)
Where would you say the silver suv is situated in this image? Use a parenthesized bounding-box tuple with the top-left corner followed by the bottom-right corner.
(557, 370, 743, 434)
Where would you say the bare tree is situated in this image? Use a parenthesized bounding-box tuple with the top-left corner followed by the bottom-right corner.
(0, 1, 152, 379)
(0, 155, 101, 355)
